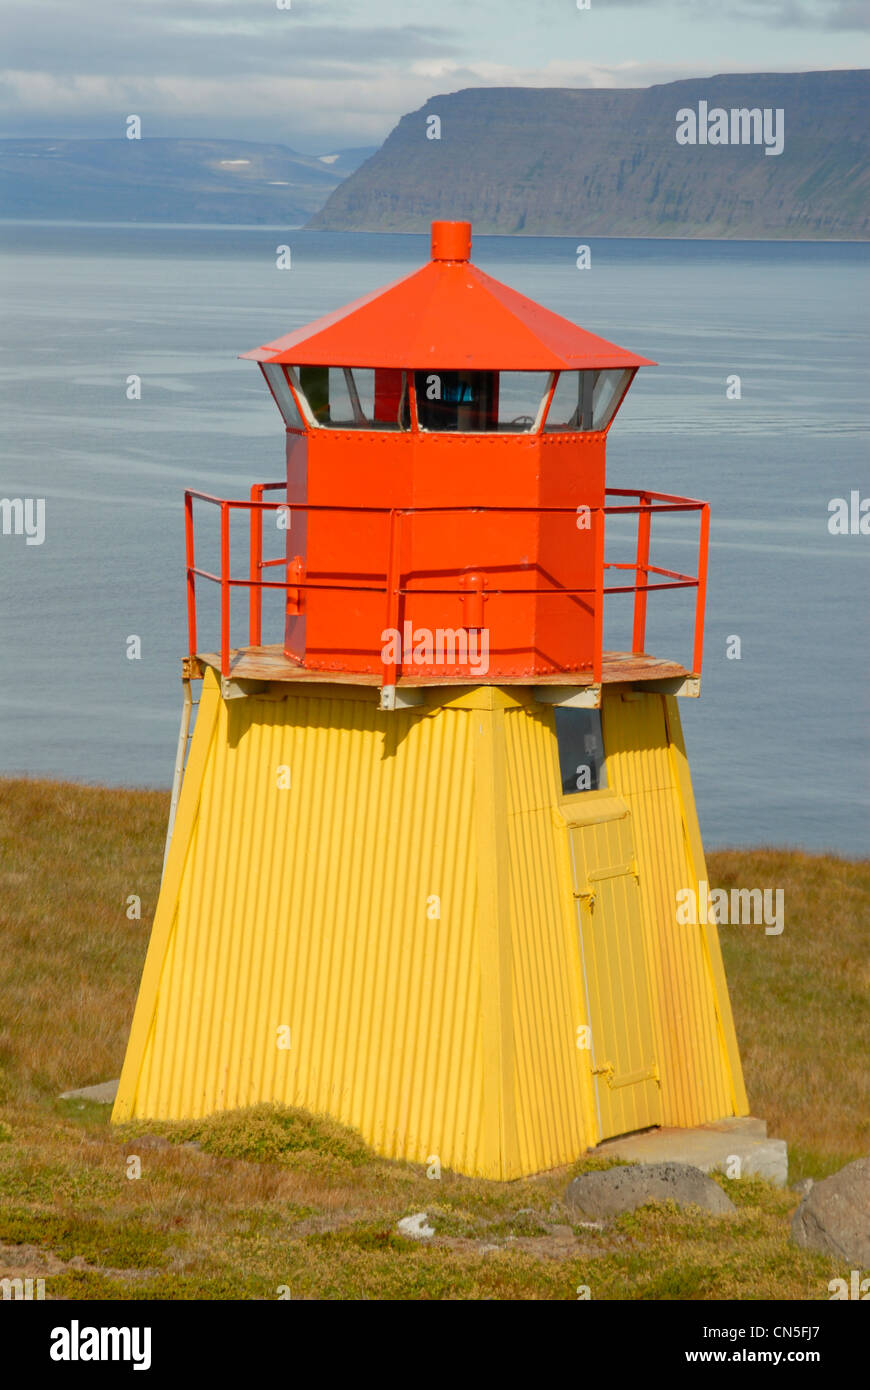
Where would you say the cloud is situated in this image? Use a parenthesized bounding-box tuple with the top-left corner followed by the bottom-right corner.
(734, 0, 869, 26)
(584, 0, 869, 26)
(0, 53, 857, 149)
(0, 0, 864, 149)
(0, 3, 460, 80)
(0, 0, 467, 144)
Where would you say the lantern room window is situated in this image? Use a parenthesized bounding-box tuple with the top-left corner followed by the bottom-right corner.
(289, 366, 410, 430)
(414, 371, 552, 433)
(260, 364, 305, 430)
(543, 369, 633, 433)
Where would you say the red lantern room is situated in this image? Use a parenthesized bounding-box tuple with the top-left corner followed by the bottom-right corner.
(242, 219, 652, 680)
(185, 220, 709, 705)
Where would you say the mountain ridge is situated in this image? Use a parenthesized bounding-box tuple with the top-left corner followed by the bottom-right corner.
(308, 71, 870, 240)
(0, 137, 377, 224)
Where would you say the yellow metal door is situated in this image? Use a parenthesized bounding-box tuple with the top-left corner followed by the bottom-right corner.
(567, 806, 662, 1141)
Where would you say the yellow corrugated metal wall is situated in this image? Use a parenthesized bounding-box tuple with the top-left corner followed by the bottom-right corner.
(602, 691, 746, 1126)
(502, 698, 597, 1173)
(115, 670, 490, 1175)
(500, 685, 746, 1167)
(114, 672, 746, 1178)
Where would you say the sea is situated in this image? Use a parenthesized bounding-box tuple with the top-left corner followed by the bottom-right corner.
(0, 222, 867, 855)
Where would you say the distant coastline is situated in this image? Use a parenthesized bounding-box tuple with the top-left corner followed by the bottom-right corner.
(3, 71, 868, 239)
(1, 218, 868, 245)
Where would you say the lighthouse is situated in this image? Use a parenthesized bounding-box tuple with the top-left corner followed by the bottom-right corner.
(113, 222, 748, 1179)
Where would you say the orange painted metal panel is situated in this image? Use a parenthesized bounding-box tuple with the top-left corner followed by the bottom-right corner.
(290, 429, 607, 678)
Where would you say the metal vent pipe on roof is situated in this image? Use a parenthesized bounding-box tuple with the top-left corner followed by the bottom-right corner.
(431, 220, 472, 262)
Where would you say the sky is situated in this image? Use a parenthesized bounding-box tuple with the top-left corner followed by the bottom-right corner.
(0, 0, 867, 153)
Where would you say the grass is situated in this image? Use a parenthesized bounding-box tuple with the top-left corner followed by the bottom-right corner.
(714, 848, 870, 1180)
(0, 776, 867, 1299)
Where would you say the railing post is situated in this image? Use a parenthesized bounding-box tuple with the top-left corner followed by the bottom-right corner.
(185, 490, 197, 658)
(220, 500, 231, 678)
(632, 491, 651, 654)
(692, 503, 710, 677)
(249, 483, 263, 647)
(593, 505, 605, 684)
(381, 509, 402, 702)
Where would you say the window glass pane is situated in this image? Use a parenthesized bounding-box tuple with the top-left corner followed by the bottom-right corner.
(326, 366, 365, 426)
(554, 707, 608, 794)
(261, 363, 303, 429)
(544, 369, 633, 432)
(496, 372, 552, 432)
(415, 371, 550, 433)
(544, 371, 594, 431)
(297, 365, 329, 424)
(592, 368, 632, 430)
(416, 370, 496, 431)
(293, 366, 408, 429)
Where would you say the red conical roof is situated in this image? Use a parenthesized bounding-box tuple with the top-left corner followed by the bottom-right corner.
(241, 221, 654, 372)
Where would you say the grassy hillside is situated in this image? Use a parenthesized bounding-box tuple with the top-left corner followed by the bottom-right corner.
(0, 777, 867, 1299)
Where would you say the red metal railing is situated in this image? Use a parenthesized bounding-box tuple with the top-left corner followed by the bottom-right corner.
(184, 484, 710, 684)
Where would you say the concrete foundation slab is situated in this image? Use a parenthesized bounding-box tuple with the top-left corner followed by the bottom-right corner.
(594, 1117, 788, 1187)
(59, 1079, 119, 1105)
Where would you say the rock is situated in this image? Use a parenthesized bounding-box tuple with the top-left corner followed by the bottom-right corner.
(721, 1141, 788, 1187)
(397, 1212, 434, 1239)
(791, 1178, 814, 1199)
(131, 1134, 171, 1152)
(566, 1162, 736, 1219)
(790, 1158, 870, 1265)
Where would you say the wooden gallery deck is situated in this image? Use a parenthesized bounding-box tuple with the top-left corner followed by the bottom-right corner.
(186, 645, 698, 704)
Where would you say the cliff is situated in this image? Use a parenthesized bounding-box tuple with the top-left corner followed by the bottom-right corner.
(309, 71, 869, 239)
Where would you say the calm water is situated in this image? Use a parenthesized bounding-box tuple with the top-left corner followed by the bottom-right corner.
(0, 223, 868, 854)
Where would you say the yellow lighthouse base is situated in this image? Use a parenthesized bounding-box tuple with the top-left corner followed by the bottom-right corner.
(113, 669, 748, 1180)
